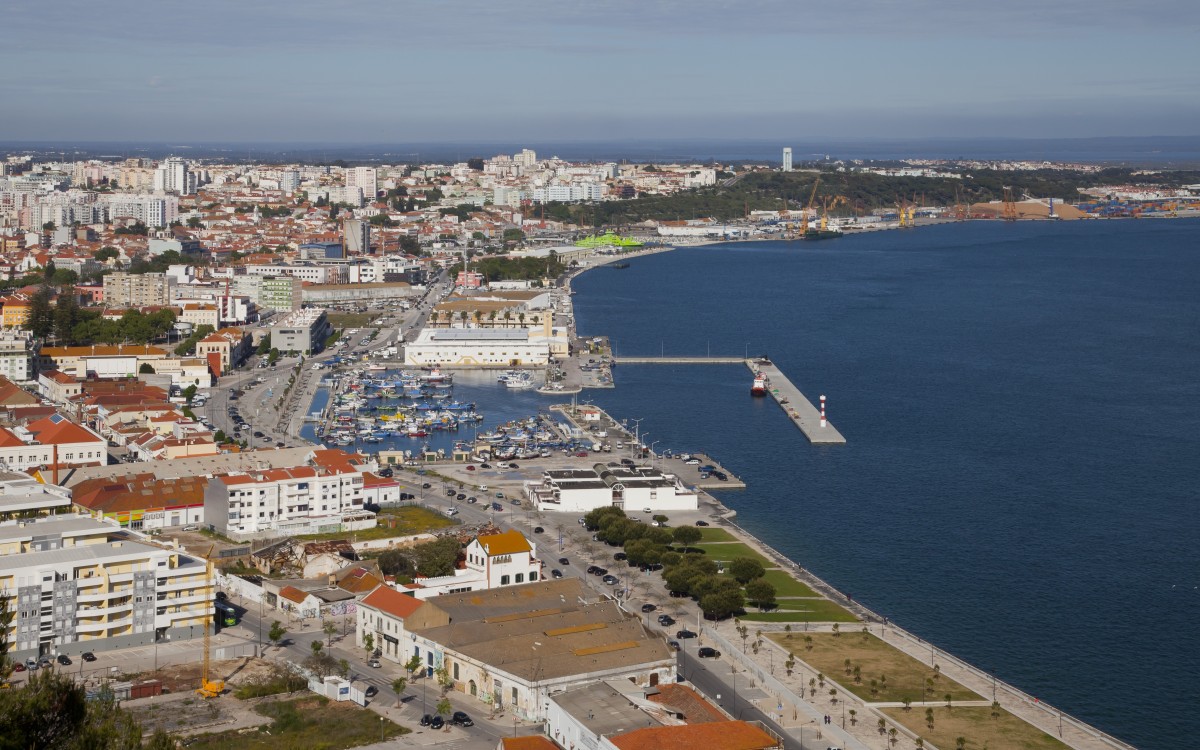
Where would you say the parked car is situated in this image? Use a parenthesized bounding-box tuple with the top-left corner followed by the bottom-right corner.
(456, 493, 467, 501)
(685, 458, 701, 465)
(12, 662, 25, 672)
(667, 640, 681, 652)
(420, 714, 433, 727)
(640, 603, 656, 613)
(585, 565, 598, 575)
(81, 652, 96, 662)
(657, 615, 675, 626)
(558, 557, 569, 565)
(695, 520, 710, 526)
(613, 552, 627, 561)
(445, 488, 456, 496)
(25, 657, 38, 671)
(364, 685, 378, 698)
(602, 575, 618, 585)
(368, 658, 381, 668)
(551, 569, 563, 578)
(698, 647, 721, 658)
(533, 526, 545, 534)
(450, 711, 474, 727)
(465, 465, 475, 471)
(430, 715, 444, 730)
(676, 629, 697, 639)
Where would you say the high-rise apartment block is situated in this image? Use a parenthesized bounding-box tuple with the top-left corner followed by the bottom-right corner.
(782, 147, 793, 172)
(346, 167, 378, 198)
(103, 272, 177, 307)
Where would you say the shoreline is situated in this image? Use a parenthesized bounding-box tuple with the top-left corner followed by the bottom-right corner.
(559, 243, 1139, 750)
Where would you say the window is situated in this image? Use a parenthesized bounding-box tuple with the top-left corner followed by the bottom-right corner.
(529, 571, 538, 581)
(452, 662, 459, 680)
(500, 575, 510, 585)
(515, 573, 524, 584)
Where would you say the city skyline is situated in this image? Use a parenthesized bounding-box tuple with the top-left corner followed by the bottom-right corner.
(2, 0, 1199, 142)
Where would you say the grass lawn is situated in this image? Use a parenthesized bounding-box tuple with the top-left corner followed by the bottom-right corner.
(691, 542, 773, 568)
(740, 600, 858, 623)
(768, 632, 979, 703)
(298, 506, 456, 542)
(697, 527, 737, 543)
(760, 569, 818, 597)
(185, 696, 408, 750)
(882, 706, 1070, 750)
(326, 312, 381, 328)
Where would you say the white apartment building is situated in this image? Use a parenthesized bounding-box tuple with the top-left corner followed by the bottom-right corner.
(404, 529, 542, 600)
(202, 455, 375, 539)
(101, 194, 179, 228)
(152, 157, 196, 195)
(0, 330, 36, 382)
(0, 513, 213, 661)
(346, 167, 378, 198)
(279, 170, 300, 194)
(0, 414, 108, 474)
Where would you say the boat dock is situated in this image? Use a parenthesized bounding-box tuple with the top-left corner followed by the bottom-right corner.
(748, 360, 847, 445)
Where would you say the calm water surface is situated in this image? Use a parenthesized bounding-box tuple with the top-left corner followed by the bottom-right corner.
(572, 220, 1200, 750)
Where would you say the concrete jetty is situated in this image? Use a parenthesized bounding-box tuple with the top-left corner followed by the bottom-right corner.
(748, 359, 847, 445)
(613, 356, 746, 365)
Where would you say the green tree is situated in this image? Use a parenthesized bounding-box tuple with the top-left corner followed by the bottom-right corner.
(26, 285, 55, 339)
(956, 737, 966, 750)
(268, 620, 286, 649)
(310, 640, 323, 656)
(93, 246, 119, 262)
(323, 620, 338, 646)
(699, 587, 743, 619)
(404, 654, 423, 681)
(183, 384, 198, 403)
(744, 578, 776, 610)
(435, 697, 453, 722)
(727, 556, 765, 584)
(925, 707, 935, 730)
(256, 333, 272, 355)
(363, 633, 374, 656)
(139, 362, 155, 374)
(392, 677, 407, 707)
(186, 216, 203, 229)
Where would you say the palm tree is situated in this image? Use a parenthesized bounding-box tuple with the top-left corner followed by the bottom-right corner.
(828, 688, 837, 705)
(804, 635, 814, 651)
(844, 658, 852, 676)
(808, 678, 816, 697)
(503, 310, 513, 328)
(888, 727, 898, 746)
(945, 693, 953, 710)
(488, 310, 497, 328)
(848, 709, 857, 726)
(925, 707, 935, 731)
(991, 700, 1002, 718)
(517, 312, 526, 327)
(877, 718, 886, 735)
(915, 739, 925, 750)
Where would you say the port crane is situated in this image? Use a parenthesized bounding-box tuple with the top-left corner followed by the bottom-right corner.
(196, 544, 224, 699)
(801, 175, 822, 235)
(1002, 187, 1019, 221)
(819, 195, 850, 232)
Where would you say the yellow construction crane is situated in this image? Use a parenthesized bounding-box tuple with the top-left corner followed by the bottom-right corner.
(820, 195, 850, 231)
(801, 175, 822, 235)
(197, 544, 224, 699)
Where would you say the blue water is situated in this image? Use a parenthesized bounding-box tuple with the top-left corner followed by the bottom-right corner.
(572, 220, 1200, 750)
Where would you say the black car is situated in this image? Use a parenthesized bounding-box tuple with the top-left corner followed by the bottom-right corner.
(56, 654, 72, 665)
(422, 482, 432, 489)
(533, 526, 545, 534)
(640, 603, 656, 613)
(364, 685, 378, 698)
(420, 714, 433, 727)
(667, 640, 681, 652)
(613, 552, 627, 561)
(430, 715, 444, 730)
(253, 431, 264, 438)
(657, 615, 675, 626)
(558, 557, 569, 565)
(695, 520, 710, 526)
(585, 565, 598, 575)
(450, 711, 474, 727)
(479, 463, 491, 469)
(602, 574, 618, 585)
(698, 647, 721, 658)
(81, 651, 96, 662)
(676, 629, 698, 639)
(456, 493, 467, 501)
(593, 567, 608, 576)
(379, 468, 394, 478)
(551, 569, 563, 578)
(445, 488, 456, 496)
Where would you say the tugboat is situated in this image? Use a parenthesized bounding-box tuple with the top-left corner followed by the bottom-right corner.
(750, 371, 768, 397)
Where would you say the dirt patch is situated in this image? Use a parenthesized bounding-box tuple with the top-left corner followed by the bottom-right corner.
(132, 657, 274, 694)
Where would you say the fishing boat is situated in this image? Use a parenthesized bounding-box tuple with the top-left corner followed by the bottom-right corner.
(505, 372, 536, 389)
(751, 371, 768, 397)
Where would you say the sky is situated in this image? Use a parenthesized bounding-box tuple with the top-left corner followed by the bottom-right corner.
(3, 0, 1199, 143)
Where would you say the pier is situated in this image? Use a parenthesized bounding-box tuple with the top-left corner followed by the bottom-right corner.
(613, 356, 747, 365)
(748, 359, 847, 445)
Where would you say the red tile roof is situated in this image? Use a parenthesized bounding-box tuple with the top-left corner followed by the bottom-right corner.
(610, 722, 779, 750)
(361, 585, 423, 619)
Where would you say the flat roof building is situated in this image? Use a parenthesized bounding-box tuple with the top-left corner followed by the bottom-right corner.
(273, 308, 332, 355)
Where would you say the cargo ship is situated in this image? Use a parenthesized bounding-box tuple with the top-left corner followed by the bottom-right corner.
(750, 371, 768, 397)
